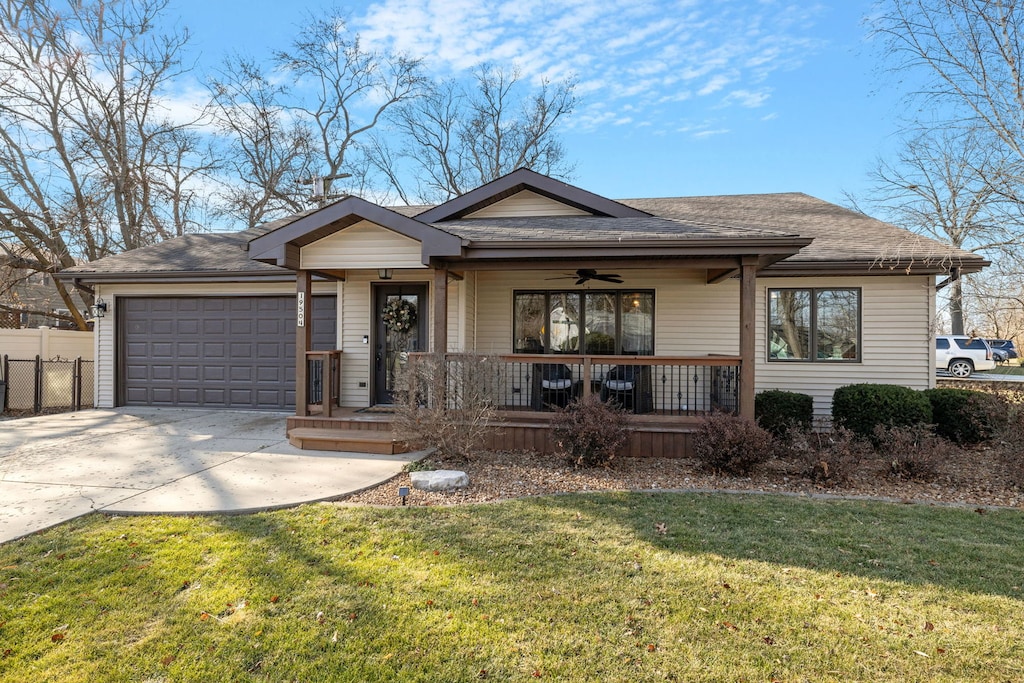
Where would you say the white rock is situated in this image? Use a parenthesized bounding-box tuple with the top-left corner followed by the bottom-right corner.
(409, 470, 470, 492)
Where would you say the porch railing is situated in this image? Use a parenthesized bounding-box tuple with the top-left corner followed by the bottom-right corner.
(418, 353, 740, 416)
(306, 350, 341, 417)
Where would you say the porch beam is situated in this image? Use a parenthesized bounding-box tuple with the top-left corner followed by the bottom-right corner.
(441, 257, 746, 272)
(296, 269, 313, 417)
(433, 267, 449, 353)
(738, 257, 757, 419)
(707, 268, 739, 284)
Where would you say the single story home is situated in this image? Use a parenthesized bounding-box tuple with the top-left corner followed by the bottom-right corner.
(58, 168, 987, 456)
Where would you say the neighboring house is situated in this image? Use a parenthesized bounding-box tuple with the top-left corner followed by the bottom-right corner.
(57, 169, 988, 456)
(1, 241, 87, 329)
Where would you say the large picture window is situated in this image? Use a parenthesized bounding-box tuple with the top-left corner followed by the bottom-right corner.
(514, 291, 654, 355)
(768, 288, 860, 361)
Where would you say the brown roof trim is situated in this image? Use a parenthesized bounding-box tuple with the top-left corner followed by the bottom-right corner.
(248, 195, 464, 269)
(762, 257, 990, 277)
(56, 270, 300, 285)
(414, 168, 652, 222)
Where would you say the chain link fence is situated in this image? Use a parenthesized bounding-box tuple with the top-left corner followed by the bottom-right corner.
(0, 355, 94, 414)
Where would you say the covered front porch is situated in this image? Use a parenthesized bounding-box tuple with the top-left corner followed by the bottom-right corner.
(243, 170, 814, 457)
(292, 338, 744, 458)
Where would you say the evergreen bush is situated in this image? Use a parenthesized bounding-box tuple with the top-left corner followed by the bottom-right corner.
(831, 383, 932, 439)
(755, 389, 814, 437)
(924, 388, 1009, 445)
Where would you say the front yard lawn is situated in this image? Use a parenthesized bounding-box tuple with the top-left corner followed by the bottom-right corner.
(1, 493, 1022, 682)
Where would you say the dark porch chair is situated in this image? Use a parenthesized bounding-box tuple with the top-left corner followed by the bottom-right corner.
(532, 363, 575, 410)
(600, 364, 652, 414)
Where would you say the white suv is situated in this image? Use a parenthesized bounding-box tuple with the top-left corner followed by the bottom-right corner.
(935, 335, 996, 378)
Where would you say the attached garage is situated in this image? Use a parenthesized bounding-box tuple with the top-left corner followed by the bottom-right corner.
(120, 295, 336, 410)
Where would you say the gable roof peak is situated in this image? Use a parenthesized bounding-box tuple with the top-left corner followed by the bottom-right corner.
(415, 167, 651, 223)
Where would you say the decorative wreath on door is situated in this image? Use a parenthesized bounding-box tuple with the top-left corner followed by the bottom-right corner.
(381, 298, 417, 334)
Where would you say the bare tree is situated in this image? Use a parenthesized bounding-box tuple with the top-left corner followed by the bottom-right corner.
(868, 1, 1024, 335)
(872, 0, 1024, 204)
(0, 0, 212, 329)
(860, 129, 1021, 333)
(209, 57, 314, 229)
(211, 11, 426, 226)
(371, 65, 578, 203)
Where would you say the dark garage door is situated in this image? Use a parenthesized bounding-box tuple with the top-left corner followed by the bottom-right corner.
(121, 296, 336, 409)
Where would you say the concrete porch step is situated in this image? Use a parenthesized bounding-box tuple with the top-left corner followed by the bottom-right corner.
(288, 427, 410, 455)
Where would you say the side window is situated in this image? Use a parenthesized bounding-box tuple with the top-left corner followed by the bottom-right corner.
(768, 288, 860, 361)
(936, 338, 950, 350)
(956, 339, 986, 350)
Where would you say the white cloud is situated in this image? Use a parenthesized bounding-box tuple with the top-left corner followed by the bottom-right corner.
(693, 128, 730, 139)
(724, 89, 771, 108)
(698, 75, 732, 97)
(354, 0, 825, 132)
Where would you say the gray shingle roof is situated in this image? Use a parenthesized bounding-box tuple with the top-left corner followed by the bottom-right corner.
(433, 215, 796, 242)
(60, 190, 986, 278)
(619, 193, 983, 265)
(60, 232, 276, 276)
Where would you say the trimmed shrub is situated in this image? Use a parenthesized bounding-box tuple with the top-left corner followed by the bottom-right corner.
(755, 389, 814, 437)
(693, 413, 774, 476)
(831, 383, 932, 439)
(923, 388, 1009, 445)
(551, 394, 629, 468)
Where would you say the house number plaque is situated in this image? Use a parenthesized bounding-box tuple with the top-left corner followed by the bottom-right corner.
(297, 292, 305, 327)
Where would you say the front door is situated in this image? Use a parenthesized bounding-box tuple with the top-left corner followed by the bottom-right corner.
(373, 284, 428, 404)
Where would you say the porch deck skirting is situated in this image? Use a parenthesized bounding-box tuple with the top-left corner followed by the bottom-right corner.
(288, 411, 702, 459)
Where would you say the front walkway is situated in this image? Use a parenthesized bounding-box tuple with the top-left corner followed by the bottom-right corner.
(0, 408, 424, 544)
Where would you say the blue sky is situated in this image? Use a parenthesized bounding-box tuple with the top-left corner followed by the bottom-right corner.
(170, 0, 902, 206)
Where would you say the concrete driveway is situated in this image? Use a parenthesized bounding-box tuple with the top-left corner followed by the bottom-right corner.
(0, 408, 423, 544)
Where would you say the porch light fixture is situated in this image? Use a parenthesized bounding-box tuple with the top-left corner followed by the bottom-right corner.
(90, 298, 108, 319)
(378, 268, 394, 280)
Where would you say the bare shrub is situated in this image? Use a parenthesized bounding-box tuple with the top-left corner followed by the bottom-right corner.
(551, 394, 629, 468)
(392, 353, 499, 461)
(777, 426, 867, 486)
(872, 424, 958, 482)
(693, 413, 773, 476)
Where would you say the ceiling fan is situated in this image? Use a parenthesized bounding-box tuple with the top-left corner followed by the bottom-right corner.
(546, 268, 624, 285)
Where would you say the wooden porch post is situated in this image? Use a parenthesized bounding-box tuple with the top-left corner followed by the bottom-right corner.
(432, 267, 448, 353)
(738, 257, 757, 419)
(296, 269, 312, 416)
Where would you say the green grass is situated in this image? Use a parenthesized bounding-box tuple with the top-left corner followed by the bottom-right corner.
(1, 493, 1023, 682)
(988, 363, 1024, 376)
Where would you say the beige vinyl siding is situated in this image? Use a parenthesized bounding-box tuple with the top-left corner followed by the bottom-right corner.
(92, 281, 321, 409)
(301, 220, 426, 271)
(459, 272, 477, 350)
(466, 190, 592, 218)
(755, 276, 935, 419)
(339, 272, 372, 407)
(447, 279, 460, 353)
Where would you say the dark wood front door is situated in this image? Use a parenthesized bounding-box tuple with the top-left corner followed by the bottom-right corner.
(373, 284, 428, 404)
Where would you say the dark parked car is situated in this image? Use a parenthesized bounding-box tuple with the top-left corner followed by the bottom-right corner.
(986, 339, 1019, 362)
